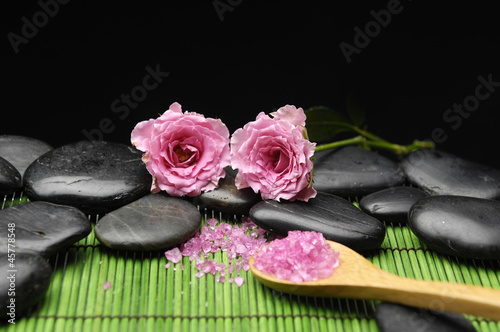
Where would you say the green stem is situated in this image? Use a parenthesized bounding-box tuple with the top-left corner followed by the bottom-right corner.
(314, 136, 366, 152)
(318, 122, 388, 142)
(315, 136, 434, 155)
(363, 139, 434, 155)
(351, 126, 388, 143)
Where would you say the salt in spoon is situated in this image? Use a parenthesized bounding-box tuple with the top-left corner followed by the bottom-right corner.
(249, 240, 500, 320)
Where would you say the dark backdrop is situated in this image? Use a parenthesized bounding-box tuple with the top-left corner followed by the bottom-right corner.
(4, 1, 500, 168)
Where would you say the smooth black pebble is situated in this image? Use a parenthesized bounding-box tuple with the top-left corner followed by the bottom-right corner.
(193, 167, 261, 215)
(0, 156, 21, 195)
(402, 149, 500, 199)
(249, 192, 386, 251)
(374, 302, 476, 332)
(95, 193, 202, 251)
(0, 201, 92, 257)
(1, 253, 52, 318)
(313, 146, 406, 196)
(23, 140, 152, 213)
(0, 135, 53, 179)
(359, 186, 427, 223)
(409, 195, 500, 260)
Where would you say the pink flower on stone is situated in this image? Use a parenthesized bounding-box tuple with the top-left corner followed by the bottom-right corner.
(131, 102, 231, 197)
(230, 107, 317, 202)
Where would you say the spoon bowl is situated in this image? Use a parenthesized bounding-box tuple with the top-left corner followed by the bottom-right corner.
(249, 240, 500, 320)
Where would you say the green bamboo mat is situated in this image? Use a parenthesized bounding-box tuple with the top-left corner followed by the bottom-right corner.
(1, 192, 500, 332)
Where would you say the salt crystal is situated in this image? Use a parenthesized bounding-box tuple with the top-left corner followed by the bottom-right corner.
(167, 216, 268, 286)
(206, 218, 218, 227)
(165, 247, 182, 263)
(103, 281, 111, 290)
(234, 277, 244, 287)
(252, 231, 340, 282)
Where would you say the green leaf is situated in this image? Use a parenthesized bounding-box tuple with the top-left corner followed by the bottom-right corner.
(346, 93, 367, 128)
(304, 106, 355, 143)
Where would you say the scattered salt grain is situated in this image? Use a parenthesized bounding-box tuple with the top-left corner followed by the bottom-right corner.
(165, 247, 182, 263)
(234, 277, 244, 287)
(252, 231, 340, 282)
(103, 281, 111, 290)
(165, 216, 267, 286)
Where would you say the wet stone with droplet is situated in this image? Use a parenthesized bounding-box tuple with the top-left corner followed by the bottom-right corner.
(374, 302, 476, 332)
(23, 140, 152, 214)
(402, 149, 500, 199)
(95, 193, 202, 251)
(0, 135, 53, 179)
(0, 253, 52, 318)
(249, 191, 386, 252)
(0, 201, 91, 257)
(312, 146, 406, 197)
(193, 167, 262, 215)
(359, 186, 427, 223)
(408, 195, 500, 260)
(0, 156, 22, 195)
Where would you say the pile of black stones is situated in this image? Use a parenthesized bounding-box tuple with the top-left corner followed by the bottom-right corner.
(1, 135, 499, 330)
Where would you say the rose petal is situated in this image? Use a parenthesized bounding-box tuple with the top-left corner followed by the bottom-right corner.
(270, 104, 307, 127)
(131, 118, 156, 151)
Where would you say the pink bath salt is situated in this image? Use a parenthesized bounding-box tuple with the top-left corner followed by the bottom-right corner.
(165, 247, 182, 263)
(103, 281, 111, 290)
(234, 277, 244, 287)
(206, 218, 218, 227)
(252, 231, 340, 282)
(169, 217, 268, 285)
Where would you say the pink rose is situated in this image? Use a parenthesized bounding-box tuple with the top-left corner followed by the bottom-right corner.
(131, 102, 230, 197)
(230, 108, 317, 202)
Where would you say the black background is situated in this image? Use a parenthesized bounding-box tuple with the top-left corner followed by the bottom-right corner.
(4, 1, 500, 167)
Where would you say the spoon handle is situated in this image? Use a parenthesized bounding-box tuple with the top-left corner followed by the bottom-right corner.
(346, 268, 500, 320)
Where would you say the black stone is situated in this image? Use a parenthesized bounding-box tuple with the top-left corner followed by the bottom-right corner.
(359, 186, 427, 223)
(402, 149, 500, 199)
(249, 192, 386, 251)
(95, 193, 202, 251)
(23, 140, 152, 214)
(0, 202, 91, 257)
(408, 195, 500, 260)
(374, 302, 475, 332)
(313, 146, 406, 197)
(0, 135, 53, 179)
(193, 167, 261, 215)
(0, 156, 22, 195)
(0, 253, 52, 318)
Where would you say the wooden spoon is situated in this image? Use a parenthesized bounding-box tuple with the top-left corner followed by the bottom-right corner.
(249, 240, 500, 320)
